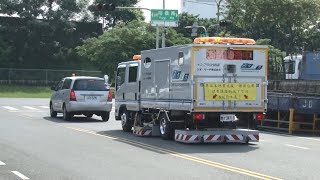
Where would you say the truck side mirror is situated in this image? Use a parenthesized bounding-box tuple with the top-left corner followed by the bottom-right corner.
(117, 76, 121, 83)
(116, 76, 121, 91)
(104, 75, 109, 84)
(288, 63, 294, 74)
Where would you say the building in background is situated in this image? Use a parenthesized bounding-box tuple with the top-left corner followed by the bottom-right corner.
(181, 0, 225, 19)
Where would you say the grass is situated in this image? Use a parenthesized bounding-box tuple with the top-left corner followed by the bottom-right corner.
(0, 85, 52, 98)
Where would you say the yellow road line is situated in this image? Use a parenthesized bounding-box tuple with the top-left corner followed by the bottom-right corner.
(66, 126, 282, 180)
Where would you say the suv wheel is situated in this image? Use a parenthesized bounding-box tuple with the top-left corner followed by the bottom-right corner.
(102, 112, 110, 122)
(63, 105, 72, 121)
(50, 103, 57, 118)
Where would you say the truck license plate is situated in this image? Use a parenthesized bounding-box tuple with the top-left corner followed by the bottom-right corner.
(220, 114, 237, 122)
(86, 96, 98, 101)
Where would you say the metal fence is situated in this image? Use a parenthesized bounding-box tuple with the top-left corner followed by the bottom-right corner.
(0, 68, 103, 86)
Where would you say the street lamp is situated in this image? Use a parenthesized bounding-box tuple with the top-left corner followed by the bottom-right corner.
(184, 24, 208, 37)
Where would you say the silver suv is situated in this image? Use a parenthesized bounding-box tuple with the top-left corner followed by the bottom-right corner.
(50, 75, 112, 121)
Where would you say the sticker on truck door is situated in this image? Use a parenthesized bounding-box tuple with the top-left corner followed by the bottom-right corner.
(172, 70, 189, 81)
(241, 63, 263, 71)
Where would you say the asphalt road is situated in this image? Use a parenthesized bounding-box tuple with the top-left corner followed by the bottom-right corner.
(0, 98, 319, 180)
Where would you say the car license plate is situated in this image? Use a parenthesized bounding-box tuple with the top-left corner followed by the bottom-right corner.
(86, 96, 98, 101)
(220, 114, 237, 122)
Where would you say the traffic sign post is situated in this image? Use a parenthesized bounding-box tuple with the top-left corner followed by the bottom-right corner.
(150, 9, 179, 27)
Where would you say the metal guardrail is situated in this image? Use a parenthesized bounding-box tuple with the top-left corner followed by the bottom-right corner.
(258, 92, 320, 134)
(258, 108, 320, 134)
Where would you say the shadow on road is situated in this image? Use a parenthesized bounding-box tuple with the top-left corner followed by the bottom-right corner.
(43, 116, 105, 123)
(96, 129, 259, 154)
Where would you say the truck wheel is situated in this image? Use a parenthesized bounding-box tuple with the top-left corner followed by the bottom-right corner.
(102, 112, 110, 122)
(159, 113, 173, 140)
(121, 110, 132, 132)
(50, 103, 57, 118)
(63, 105, 72, 121)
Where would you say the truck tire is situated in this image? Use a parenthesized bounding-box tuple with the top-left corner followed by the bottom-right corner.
(121, 110, 132, 132)
(159, 113, 173, 140)
(102, 112, 110, 122)
(50, 103, 57, 118)
(63, 104, 72, 121)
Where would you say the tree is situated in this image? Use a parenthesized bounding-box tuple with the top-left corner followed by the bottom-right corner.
(256, 39, 286, 80)
(76, 20, 192, 79)
(89, 0, 144, 28)
(0, 0, 103, 69)
(225, 0, 320, 54)
(0, 37, 15, 68)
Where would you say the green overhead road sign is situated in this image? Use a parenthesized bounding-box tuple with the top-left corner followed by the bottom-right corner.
(151, 9, 179, 27)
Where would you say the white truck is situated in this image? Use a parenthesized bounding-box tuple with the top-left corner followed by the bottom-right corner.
(115, 37, 268, 143)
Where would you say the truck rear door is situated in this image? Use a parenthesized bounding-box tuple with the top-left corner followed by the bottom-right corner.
(192, 45, 268, 112)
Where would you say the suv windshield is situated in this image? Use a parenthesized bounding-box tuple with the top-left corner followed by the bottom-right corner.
(73, 79, 107, 91)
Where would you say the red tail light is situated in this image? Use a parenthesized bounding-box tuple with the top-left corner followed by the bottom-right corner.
(107, 91, 112, 102)
(256, 113, 264, 120)
(193, 113, 204, 121)
(70, 89, 77, 101)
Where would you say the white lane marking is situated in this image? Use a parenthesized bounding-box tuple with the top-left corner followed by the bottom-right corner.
(0, 161, 5, 165)
(39, 106, 49, 109)
(285, 144, 310, 150)
(11, 171, 30, 180)
(22, 106, 39, 110)
(298, 137, 320, 142)
(20, 114, 33, 119)
(2, 106, 19, 111)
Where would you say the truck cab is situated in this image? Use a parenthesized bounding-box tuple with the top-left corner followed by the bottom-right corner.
(284, 54, 302, 79)
(284, 52, 320, 80)
(114, 56, 141, 131)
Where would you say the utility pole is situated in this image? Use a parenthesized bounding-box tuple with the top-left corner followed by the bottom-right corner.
(161, 0, 166, 48)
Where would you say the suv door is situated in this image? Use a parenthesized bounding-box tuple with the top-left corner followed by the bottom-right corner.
(59, 78, 72, 109)
(52, 80, 64, 111)
(115, 65, 127, 101)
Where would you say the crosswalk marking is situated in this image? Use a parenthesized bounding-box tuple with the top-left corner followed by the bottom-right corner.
(2, 106, 19, 111)
(22, 106, 39, 110)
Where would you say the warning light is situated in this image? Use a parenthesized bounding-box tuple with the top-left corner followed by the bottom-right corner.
(133, 55, 141, 60)
(71, 73, 76, 77)
(194, 37, 256, 45)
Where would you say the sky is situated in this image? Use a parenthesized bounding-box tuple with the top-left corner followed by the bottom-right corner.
(136, 0, 181, 22)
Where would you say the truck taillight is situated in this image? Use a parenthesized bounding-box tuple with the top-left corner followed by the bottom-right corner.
(107, 91, 112, 102)
(256, 113, 264, 120)
(193, 113, 204, 121)
(70, 89, 77, 101)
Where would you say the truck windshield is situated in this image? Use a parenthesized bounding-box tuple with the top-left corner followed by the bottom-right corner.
(73, 79, 107, 91)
